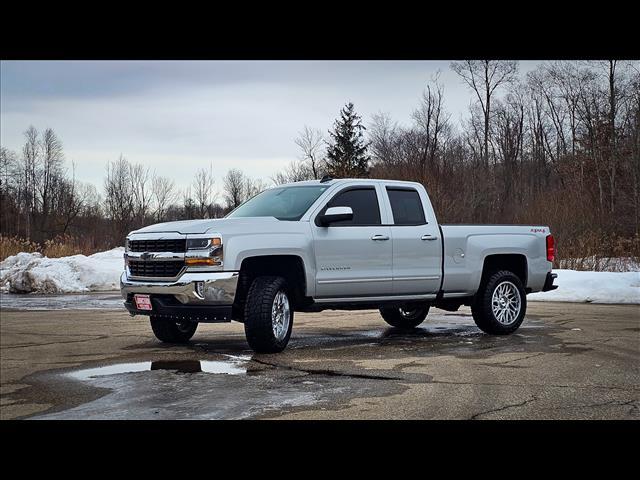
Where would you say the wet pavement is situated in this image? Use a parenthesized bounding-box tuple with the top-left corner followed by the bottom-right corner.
(1, 292, 123, 310)
(1, 302, 638, 419)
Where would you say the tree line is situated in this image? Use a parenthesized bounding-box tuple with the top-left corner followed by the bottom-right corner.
(271, 61, 640, 266)
(365, 61, 640, 264)
(1, 135, 270, 248)
(1, 60, 638, 266)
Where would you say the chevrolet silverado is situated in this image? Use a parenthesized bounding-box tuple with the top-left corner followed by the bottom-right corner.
(121, 178, 557, 353)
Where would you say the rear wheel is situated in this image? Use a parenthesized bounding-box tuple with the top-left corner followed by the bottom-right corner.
(471, 270, 526, 335)
(244, 276, 293, 353)
(150, 316, 198, 343)
(379, 305, 430, 329)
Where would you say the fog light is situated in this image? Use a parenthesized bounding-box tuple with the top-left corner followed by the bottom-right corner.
(185, 257, 218, 266)
(195, 281, 205, 298)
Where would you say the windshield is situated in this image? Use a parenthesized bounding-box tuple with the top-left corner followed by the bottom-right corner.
(226, 185, 329, 221)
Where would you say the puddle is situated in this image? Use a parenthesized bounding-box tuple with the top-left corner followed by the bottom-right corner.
(67, 356, 249, 381)
(69, 362, 152, 380)
(1, 292, 123, 310)
(33, 353, 350, 420)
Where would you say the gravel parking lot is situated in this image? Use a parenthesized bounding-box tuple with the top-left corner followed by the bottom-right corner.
(1, 298, 638, 420)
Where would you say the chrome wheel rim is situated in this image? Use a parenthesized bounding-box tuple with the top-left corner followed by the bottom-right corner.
(491, 281, 521, 325)
(271, 290, 290, 341)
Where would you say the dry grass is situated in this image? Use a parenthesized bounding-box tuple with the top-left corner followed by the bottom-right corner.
(555, 233, 640, 272)
(0, 235, 101, 261)
(0, 236, 41, 260)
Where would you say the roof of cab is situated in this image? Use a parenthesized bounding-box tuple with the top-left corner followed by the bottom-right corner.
(276, 178, 423, 188)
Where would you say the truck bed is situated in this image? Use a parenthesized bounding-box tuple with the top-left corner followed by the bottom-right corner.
(440, 224, 551, 296)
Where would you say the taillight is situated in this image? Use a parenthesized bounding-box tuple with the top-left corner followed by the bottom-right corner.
(546, 234, 555, 262)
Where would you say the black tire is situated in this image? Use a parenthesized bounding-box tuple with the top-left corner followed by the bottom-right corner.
(150, 316, 198, 343)
(243, 276, 293, 353)
(471, 270, 527, 335)
(379, 305, 430, 329)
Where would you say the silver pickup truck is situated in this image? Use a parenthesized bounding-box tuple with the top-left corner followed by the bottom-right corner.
(121, 178, 557, 353)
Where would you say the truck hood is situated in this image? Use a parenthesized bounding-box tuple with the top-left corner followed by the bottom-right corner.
(129, 217, 282, 235)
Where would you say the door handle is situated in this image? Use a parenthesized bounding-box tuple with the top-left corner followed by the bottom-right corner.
(371, 234, 390, 241)
(421, 234, 438, 241)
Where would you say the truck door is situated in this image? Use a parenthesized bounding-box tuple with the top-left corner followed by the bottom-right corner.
(384, 186, 442, 295)
(311, 185, 393, 298)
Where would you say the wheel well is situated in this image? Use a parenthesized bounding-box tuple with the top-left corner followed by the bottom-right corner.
(235, 255, 309, 313)
(481, 254, 528, 287)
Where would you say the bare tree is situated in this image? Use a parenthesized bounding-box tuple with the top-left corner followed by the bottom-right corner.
(369, 112, 401, 169)
(181, 186, 196, 219)
(223, 169, 246, 210)
(272, 160, 314, 185)
(0, 147, 18, 190)
(104, 155, 134, 241)
(129, 162, 152, 225)
(152, 175, 177, 222)
(0, 147, 19, 235)
(604, 60, 621, 214)
(245, 177, 268, 199)
(20, 126, 41, 239)
(294, 126, 325, 179)
(451, 60, 518, 167)
(626, 63, 640, 233)
(192, 165, 217, 218)
(411, 75, 451, 183)
(220, 169, 268, 210)
(494, 91, 525, 212)
(38, 128, 65, 237)
(56, 163, 85, 236)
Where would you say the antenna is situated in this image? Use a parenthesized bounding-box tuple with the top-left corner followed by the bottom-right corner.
(320, 175, 334, 183)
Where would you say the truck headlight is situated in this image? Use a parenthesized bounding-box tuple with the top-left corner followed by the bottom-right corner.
(186, 238, 219, 250)
(185, 237, 223, 267)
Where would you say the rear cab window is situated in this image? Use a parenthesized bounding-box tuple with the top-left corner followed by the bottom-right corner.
(386, 187, 426, 225)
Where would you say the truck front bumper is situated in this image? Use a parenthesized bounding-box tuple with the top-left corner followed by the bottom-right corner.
(120, 271, 239, 322)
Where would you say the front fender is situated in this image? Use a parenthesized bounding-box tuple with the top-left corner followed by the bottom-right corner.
(224, 232, 317, 297)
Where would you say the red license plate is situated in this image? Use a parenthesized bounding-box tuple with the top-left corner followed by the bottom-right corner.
(134, 294, 152, 311)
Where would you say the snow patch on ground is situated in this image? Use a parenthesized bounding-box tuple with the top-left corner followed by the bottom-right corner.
(0, 248, 124, 294)
(528, 269, 640, 304)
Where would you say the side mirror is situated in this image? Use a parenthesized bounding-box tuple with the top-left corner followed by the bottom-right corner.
(319, 206, 353, 226)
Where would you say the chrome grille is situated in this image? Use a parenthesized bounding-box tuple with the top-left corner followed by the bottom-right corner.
(128, 239, 186, 252)
(128, 260, 184, 278)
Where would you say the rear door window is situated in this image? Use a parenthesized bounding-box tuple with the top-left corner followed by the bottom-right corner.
(386, 188, 426, 225)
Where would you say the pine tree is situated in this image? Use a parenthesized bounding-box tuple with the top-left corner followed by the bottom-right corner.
(325, 102, 370, 178)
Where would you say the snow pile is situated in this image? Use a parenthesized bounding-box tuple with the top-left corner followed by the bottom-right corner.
(528, 269, 640, 304)
(0, 248, 124, 294)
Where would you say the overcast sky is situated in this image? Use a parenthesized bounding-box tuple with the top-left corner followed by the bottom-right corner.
(0, 60, 543, 195)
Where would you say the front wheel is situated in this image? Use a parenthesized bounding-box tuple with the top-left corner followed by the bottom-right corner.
(379, 305, 430, 329)
(243, 276, 294, 353)
(150, 316, 198, 343)
(471, 270, 526, 335)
